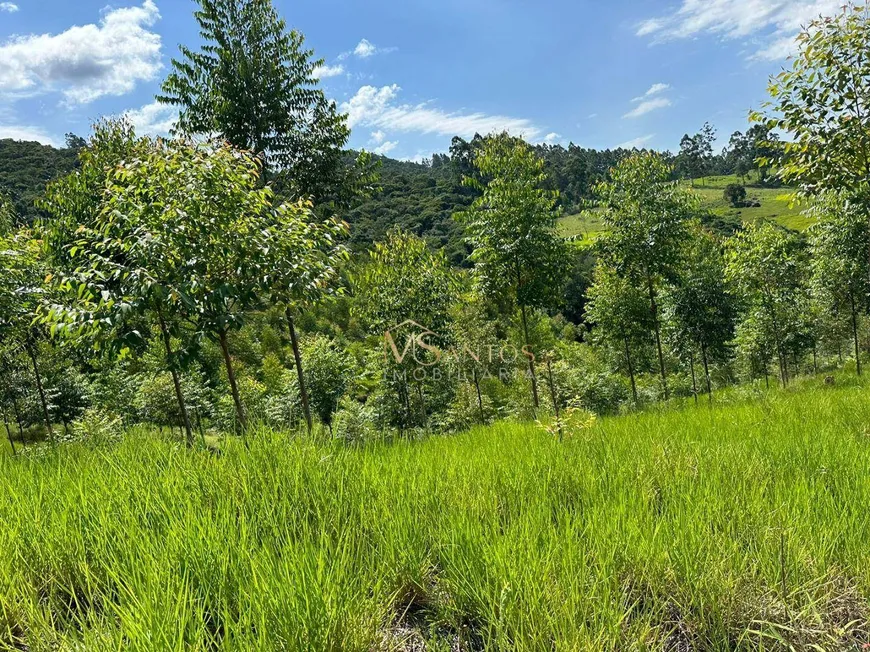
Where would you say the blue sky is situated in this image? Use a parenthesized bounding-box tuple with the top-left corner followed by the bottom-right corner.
(0, 0, 843, 160)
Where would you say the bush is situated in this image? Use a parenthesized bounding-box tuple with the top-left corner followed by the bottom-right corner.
(332, 396, 378, 443)
(66, 408, 124, 446)
(723, 183, 747, 208)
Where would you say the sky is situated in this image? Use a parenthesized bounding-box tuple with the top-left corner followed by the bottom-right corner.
(0, 0, 846, 160)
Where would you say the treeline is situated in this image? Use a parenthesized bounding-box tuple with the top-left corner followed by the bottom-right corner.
(1, 1, 868, 450)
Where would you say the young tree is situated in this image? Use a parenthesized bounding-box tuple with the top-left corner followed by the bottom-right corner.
(725, 222, 811, 386)
(585, 263, 652, 403)
(352, 231, 458, 431)
(667, 224, 735, 398)
(158, 0, 371, 204)
(757, 4, 870, 204)
(808, 192, 870, 375)
(302, 334, 352, 434)
(265, 204, 349, 434)
(0, 229, 55, 442)
(457, 133, 569, 408)
(595, 152, 696, 400)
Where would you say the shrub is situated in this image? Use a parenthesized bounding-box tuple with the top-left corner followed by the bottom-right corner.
(723, 183, 747, 208)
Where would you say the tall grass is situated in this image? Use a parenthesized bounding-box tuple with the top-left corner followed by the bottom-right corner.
(2, 382, 870, 650)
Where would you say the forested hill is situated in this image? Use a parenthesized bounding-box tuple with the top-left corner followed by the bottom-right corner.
(0, 138, 80, 222)
(0, 126, 770, 263)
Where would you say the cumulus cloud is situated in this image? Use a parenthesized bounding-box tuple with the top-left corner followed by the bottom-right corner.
(624, 96, 672, 119)
(543, 132, 562, 145)
(0, 3, 19, 12)
(636, 0, 843, 60)
(313, 64, 344, 79)
(354, 39, 377, 58)
(0, 124, 58, 146)
(124, 101, 177, 136)
(0, 0, 162, 104)
(618, 134, 656, 149)
(341, 84, 542, 140)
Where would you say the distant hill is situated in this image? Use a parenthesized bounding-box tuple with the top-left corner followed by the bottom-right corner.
(0, 138, 79, 224)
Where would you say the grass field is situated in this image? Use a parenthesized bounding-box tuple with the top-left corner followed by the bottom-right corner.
(558, 175, 811, 245)
(3, 378, 870, 650)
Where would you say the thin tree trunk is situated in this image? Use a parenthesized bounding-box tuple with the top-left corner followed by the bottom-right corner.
(689, 352, 698, 405)
(473, 368, 485, 424)
(2, 408, 16, 456)
(286, 310, 312, 434)
(701, 344, 713, 402)
(851, 293, 862, 377)
(545, 357, 562, 441)
(218, 329, 247, 436)
(623, 335, 638, 404)
(812, 346, 818, 375)
(195, 407, 206, 447)
(647, 276, 669, 400)
(26, 343, 53, 445)
(157, 310, 194, 447)
(519, 304, 540, 409)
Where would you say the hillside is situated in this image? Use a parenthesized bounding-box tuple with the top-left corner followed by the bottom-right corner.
(0, 138, 79, 223)
(558, 173, 806, 246)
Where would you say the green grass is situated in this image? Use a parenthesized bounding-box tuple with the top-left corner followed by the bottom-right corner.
(4, 381, 870, 650)
(558, 174, 811, 243)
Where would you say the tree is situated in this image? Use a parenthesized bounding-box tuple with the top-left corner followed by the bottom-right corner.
(667, 224, 735, 398)
(757, 4, 870, 203)
(0, 228, 55, 442)
(456, 133, 569, 408)
(725, 222, 811, 386)
(723, 183, 747, 208)
(352, 230, 458, 431)
(676, 123, 716, 183)
(158, 0, 369, 204)
(808, 192, 870, 375)
(302, 334, 352, 433)
(595, 152, 696, 400)
(265, 202, 349, 435)
(585, 263, 652, 403)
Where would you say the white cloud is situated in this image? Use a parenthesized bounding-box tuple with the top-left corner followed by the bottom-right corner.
(0, 124, 58, 146)
(0, 3, 19, 12)
(618, 134, 656, 149)
(370, 130, 387, 144)
(354, 39, 378, 58)
(636, 0, 843, 60)
(623, 97, 672, 119)
(341, 84, 542, 140)
(313, 64, 344, 79)
(373, 140, 398, 156)
(632, 83, 670, 101)
(0, 0, 162, 104)
(543, 132, 562, 145)
(124, 101, 177, 136)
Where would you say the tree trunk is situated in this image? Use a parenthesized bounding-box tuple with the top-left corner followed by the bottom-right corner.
(851, 293, 862, 377)
(2, 408, 16, 456)
(647, 276, 669, 400)
(623, 335, 638, 404)
(545, 357, 562, 441)
(157, 310, 194, 447)
(26, 344, 53, 445)
(519, 304, 540, 409)
(812, 346, 818, 375)
(701, 344, 713, 402)
(218, 329, 247, 436)
(689, 352, 698, 405)
(286, 310, 313, 434)
(473, 368, 485, 424)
